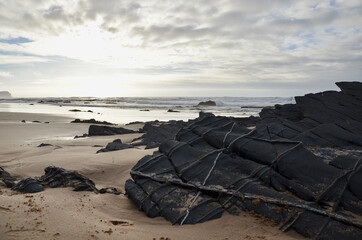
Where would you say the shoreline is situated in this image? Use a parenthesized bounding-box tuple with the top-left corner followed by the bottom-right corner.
(0, 111, 304, 240)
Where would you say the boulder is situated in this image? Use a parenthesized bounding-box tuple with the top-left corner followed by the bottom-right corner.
(88, 125, 136, 136)
(96, 139, 133, 153)
(197, 100, 216, 106)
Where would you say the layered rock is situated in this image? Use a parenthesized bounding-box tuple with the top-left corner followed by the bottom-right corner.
(126, 82, 362, 239)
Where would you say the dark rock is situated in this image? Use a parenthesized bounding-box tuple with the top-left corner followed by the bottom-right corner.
(131, 120, 189, 149)
(71, 118, 114, 125)
(44, 122, 50, 124)
(87, 110, 93, 113)
(74, 134, 89, 139)
(126, 121, 143, 125)
(126, 82, 362, 239)
(88, 125, 136, 136)
(140, 109, 150, 111)
(21, 120, 26, 123)
(12, 178, 44, 193)
(5, 166, 122, 195)
(92, 145, 103, 147)
(197, 100, 216, 106)
(96, 139, 133, 153)
(69, 109, 81, 112)
(167, 109, 180, 113)
(29, 103, 34, 105)
(0, 166, 16, 187)
(32, 121, 41, 123)
(37, 143, 53, 147)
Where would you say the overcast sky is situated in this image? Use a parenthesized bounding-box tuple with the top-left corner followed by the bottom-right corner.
(0, 0, 361, 97)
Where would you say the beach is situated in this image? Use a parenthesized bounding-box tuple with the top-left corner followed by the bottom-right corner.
(0, 111, 304, 240)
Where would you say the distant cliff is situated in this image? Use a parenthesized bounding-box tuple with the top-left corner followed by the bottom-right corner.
(0, 91, 12, 98)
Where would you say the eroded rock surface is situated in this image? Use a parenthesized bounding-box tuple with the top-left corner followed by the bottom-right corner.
(126, 82, 362, 239)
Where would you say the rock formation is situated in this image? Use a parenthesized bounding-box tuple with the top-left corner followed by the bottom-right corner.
(96, 139, 133, 153)
(197, 100, 216, 106)
(126, 82, 362, 239)
(88, 125, 136, 136)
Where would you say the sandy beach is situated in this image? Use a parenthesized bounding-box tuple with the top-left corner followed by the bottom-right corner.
(0, 112, 305, 240)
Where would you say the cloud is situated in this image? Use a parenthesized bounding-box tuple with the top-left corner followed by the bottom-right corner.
(0, 0, 361, 97)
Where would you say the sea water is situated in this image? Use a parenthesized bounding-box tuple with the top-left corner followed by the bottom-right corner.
(0, 97, 295, 124)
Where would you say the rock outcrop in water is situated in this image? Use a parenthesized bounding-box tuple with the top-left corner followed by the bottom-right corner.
(197, 100, 216, 106)
(126, 82, 362, 240)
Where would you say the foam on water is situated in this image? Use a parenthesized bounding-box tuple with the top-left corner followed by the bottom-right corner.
(0, 97, 294, 124)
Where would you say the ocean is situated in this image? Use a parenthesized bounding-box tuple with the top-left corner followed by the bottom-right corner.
(0, 97, 295, 124)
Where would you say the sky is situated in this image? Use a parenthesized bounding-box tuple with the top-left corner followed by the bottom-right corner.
(0, 0, 361, 97)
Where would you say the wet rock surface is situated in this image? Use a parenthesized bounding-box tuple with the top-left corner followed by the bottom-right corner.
(126, 82, 362, 239)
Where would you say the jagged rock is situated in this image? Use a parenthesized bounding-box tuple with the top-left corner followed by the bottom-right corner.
(5, 166, 122, 195)
(132, 121, 189, 149)
(88, 125, 136, 136)
(126, 82, 362, 240)
(37, 143, 53, 147)
(0, 166, 16, 188)
(96, 139, 133, 153)
(12, 178, 44, 193)
(71, 119, 114, 125)
(74, 134, 89, 139)
(197, 100, 216, 106)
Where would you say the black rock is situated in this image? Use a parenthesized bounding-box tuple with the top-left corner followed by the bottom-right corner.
(96, 139, 133, 153)
(37, 143, 53, 147)
(131, 120, 189, 149)
(12, 178, 44, 193)
(0, 166, 16, 187)
(69, 109, 81, 112)
(32, 120, 41, 123)
(71, 118, 114, 125)
(198, 100, 216, 106)
(126, 82, 362, 239)
(167, 109, 180, 113)
(74, 134, 89, 139)
(88, 125, 136, 136)
(21, 120, 26, 123)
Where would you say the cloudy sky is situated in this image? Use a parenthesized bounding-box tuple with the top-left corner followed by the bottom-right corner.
(0, 0, 361, 97)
